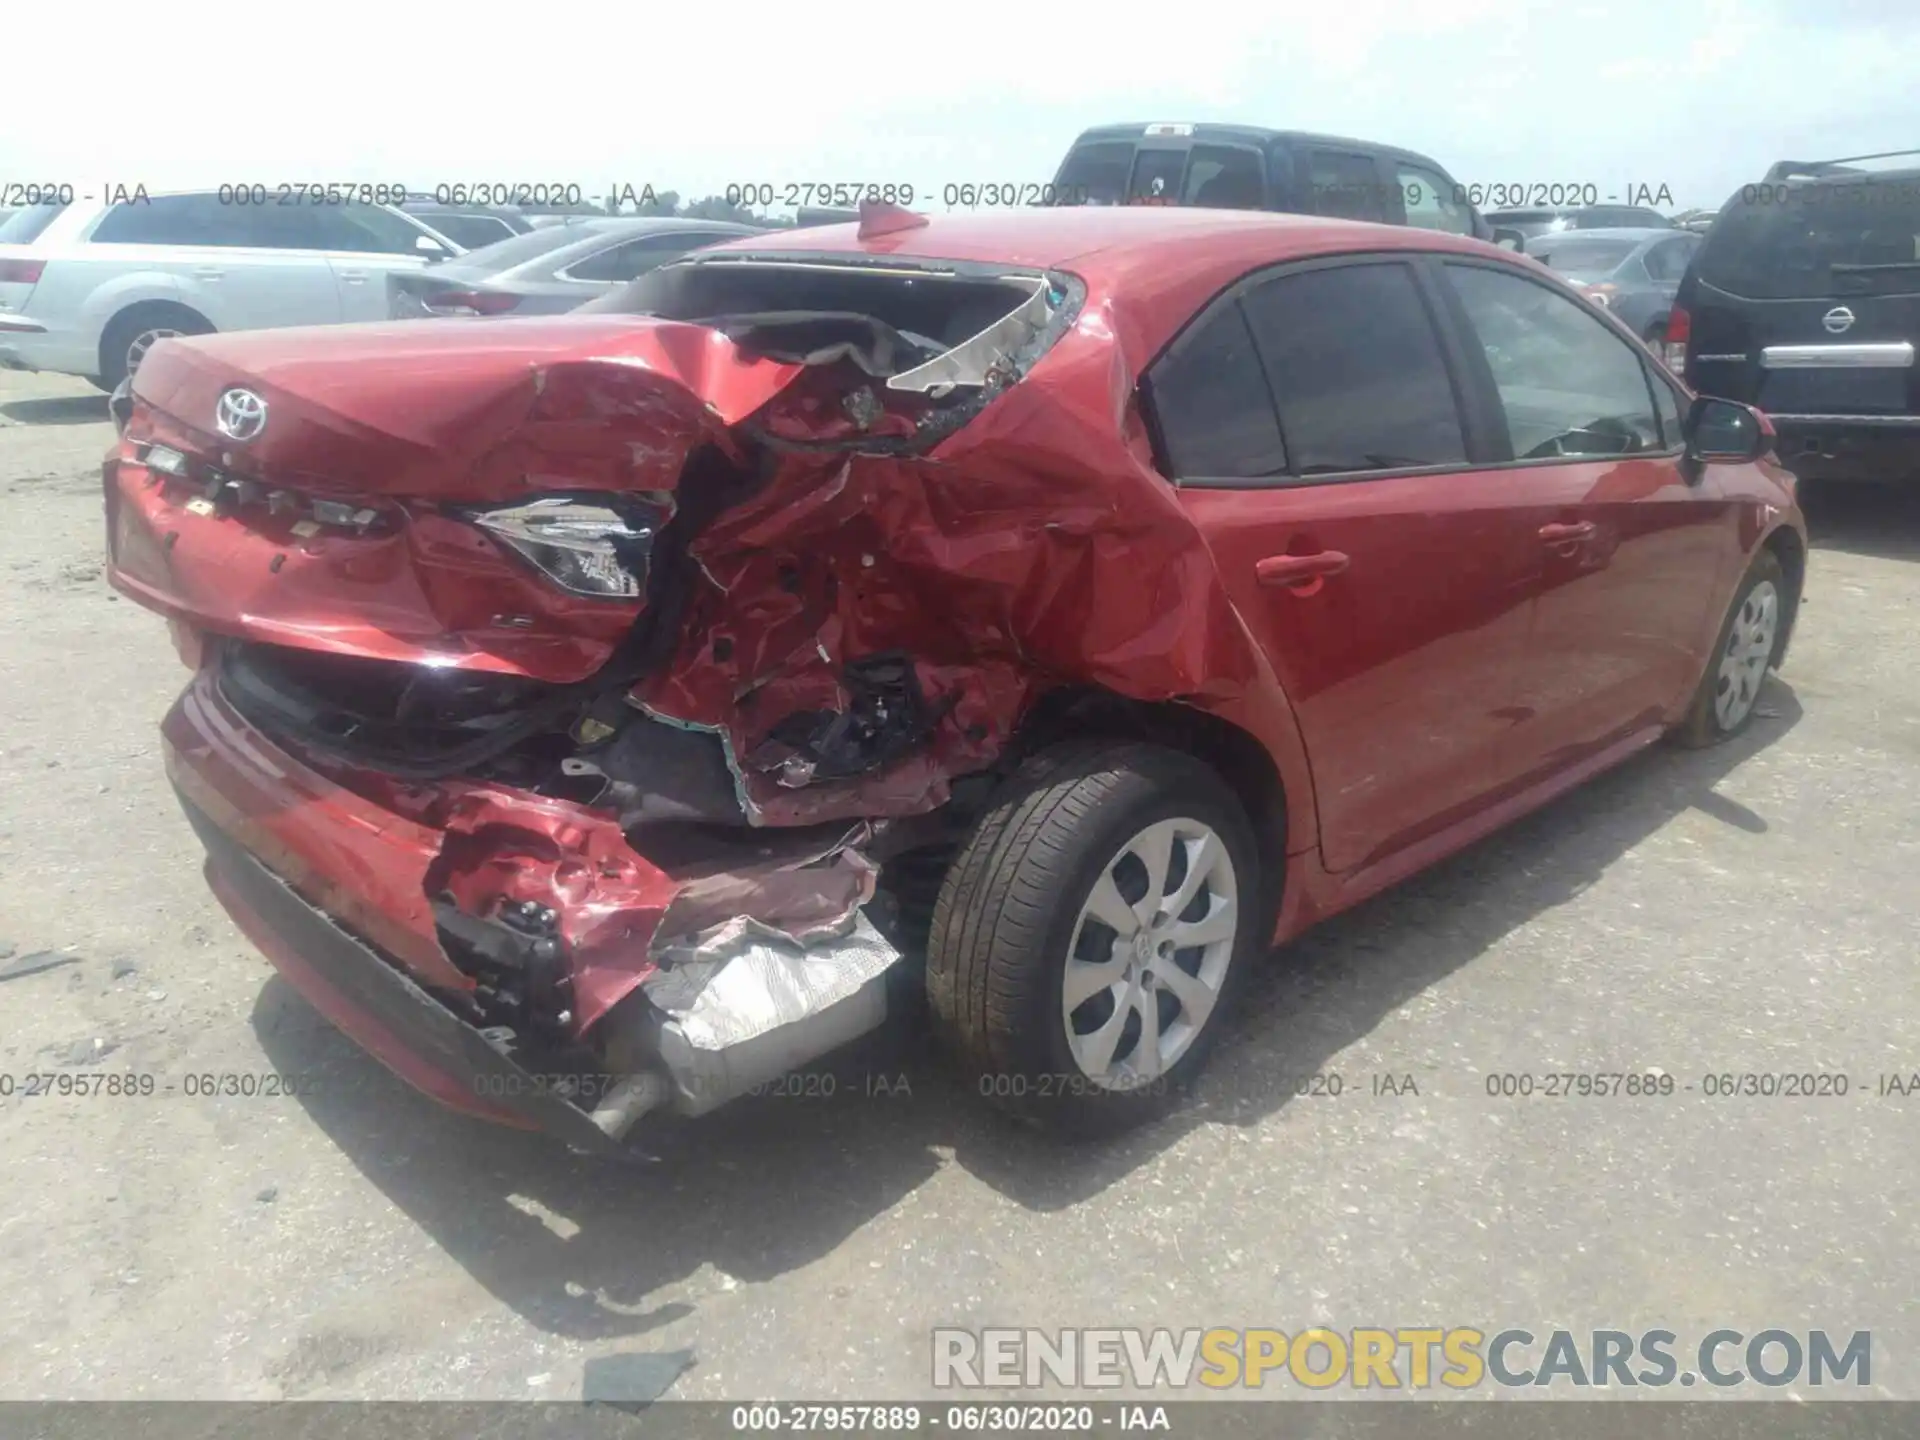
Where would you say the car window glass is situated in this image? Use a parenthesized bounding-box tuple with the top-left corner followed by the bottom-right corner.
(1650, 371, 1684, 446)
(89, 194, 247, 246)
(1240, 262, 1465, 474)
(1145, 303, 1288, 479)
(1127, 150, 1189, 205)
(423, 213, 515, 248)
(0, 204, 67, 243)
(1698, 181, 1920, 299)
(1445, 262, 1663, 459)
(1181, 146, 1265, 209)
(1306, 152, 1388, 222)
(1396, 163, 1473, 234)
(1643, 238, 1693, 281)
(1051, 141, 1133, 205)
(321, 203, 442, 255)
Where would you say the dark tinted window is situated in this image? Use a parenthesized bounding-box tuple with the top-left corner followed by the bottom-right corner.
(1305, 151, 1388, 222)
(1181, 146, 1265, 209)
(1052, 141, 1133, 205)
(1146, 304, 1287, 480)
(1697, 179, 1920, 299)
(1446, 262, 1663, 458)
(0, 204, 67, 243)
(1241, 262, 1465, 474)
(90, 195, 249, 246)
(421, 213, 516, 248)
(564, 232, 719, 282)
(1128, 150, 1189, 204)
(315, 203, 444, 255)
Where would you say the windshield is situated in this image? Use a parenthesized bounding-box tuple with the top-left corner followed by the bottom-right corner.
(1698, 179, 1920, 298)
(0, 203, 67, 244)
(1529, 237, 1638, 278)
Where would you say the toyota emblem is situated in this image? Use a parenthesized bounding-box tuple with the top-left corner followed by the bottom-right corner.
(1822, 306, 1856, 335)
(215, 388, 268, 442)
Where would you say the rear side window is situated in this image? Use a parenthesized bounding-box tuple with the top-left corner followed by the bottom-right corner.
(0, 204, 67, 243)
(89, 195, 246, 246)
(1445, 262, 1664, 458)
(1397, 162, 1473, 235)
(1145, 305, 1288, 479)
(1697, 180, 1920, 299)
(1052, 141, 1133, 205)
(1305, 151, 1389, 222)
(1128, 150, 1189, 204)
(1181, 147, 1265, 209)
(1241, 262, 1466, 474)
(1643, 236, 1697, 282)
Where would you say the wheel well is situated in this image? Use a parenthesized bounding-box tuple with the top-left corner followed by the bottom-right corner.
(1004, 687, 1288, 921)
(99, 301, 209, 375)
(1762, 525, 1807, 664)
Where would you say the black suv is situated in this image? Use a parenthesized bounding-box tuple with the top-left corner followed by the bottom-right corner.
(1048, 123, 1519, 245)
(1675, 150, 1920, 483)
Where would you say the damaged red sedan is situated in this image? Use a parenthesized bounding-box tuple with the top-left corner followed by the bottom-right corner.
(105, 204, 1806, 1146)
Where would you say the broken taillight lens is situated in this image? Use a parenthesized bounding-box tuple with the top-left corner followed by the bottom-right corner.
(469, 498, 658, 598)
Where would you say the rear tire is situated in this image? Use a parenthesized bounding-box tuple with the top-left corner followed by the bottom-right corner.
(98, 304, 213, 392)
(1675, 549, 1787, 748)
(926, 741, 1263, 1138)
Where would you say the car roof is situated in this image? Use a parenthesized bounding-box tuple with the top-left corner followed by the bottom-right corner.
(1067, 122, 1451, 169)
(1530, 227, 1685, 243)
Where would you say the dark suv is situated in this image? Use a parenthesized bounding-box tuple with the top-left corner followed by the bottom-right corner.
(1674, 150, 1920, 483)
(1049, 123, 1518, 245)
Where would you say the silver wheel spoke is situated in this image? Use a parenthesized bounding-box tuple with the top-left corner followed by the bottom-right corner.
(1082, 870, 1140, 937)
(1128, 823, 1176, 926)
(1063, 949, 1128, 1011)
(1166, 901, 1237, 949)
(1131, 986, 1164, 1081)
(1071, 976, 1137, 1077)
(1159, 832, 1219, 922)
(1149, 959, 1217, 1030)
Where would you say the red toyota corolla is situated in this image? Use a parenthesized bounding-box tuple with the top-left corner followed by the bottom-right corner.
(104, 204, 1806, 1146)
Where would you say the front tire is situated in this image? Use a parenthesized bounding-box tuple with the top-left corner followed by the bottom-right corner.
(98, 304, 213, 392)
(926, 742, 1262, 1137)
(1676, 549, 1786, 747)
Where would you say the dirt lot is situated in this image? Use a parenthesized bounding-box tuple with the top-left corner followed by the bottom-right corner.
(2, 366, 1918, 1403)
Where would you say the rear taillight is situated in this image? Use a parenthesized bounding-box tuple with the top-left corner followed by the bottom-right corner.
(0, 259, 46, 285)
(1662, 304, 1690, 372)
(424, 290, 522, 316)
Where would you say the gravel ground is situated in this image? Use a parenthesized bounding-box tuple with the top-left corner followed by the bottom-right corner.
(2, 367, 1918, 1405)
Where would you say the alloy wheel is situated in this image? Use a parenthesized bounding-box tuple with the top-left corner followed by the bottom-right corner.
(1062, 817, 1239, 1090)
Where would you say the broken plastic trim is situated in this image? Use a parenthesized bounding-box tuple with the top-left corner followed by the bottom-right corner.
(885, 277, 1058, 396)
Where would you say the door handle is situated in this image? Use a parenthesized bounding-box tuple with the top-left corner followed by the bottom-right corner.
(193, 267, 224, 279)
(337, 270, 368, 283)
(1256, 551, 1350, 591)
(1538, 521, 1596, 544)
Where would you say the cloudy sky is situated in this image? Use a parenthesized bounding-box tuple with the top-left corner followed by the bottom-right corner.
(6, 0, 1916, 215)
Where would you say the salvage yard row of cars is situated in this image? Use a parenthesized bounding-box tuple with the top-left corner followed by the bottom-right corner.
(12, 122, 1917, 1152)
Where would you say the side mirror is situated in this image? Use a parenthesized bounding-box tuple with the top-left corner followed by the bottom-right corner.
(1492, 226, 1526, 253)
(1685, 396, 1771, 465)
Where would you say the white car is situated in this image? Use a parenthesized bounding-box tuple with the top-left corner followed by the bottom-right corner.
(0, 191, 463, 392)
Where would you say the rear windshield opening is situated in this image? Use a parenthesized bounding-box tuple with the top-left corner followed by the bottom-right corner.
(583, 258, 1054, 360)
(1050, 142, 1133, 206)
(1699, 183, 1920, 299)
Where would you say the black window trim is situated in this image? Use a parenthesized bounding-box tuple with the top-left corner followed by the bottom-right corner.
(1139, 250, 1496, 490)
(1431, 254, 1690, 466)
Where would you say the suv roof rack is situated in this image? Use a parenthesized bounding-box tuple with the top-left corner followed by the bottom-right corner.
(1763, 148, 1920, 182)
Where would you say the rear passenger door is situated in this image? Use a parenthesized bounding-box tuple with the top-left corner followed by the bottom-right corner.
(1146, 255, 1555, 875)
(1437, 259, 1733, 765)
